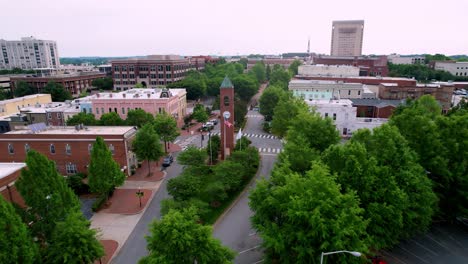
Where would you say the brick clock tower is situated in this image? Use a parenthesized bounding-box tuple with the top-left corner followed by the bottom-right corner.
(220, 76, 235, 160)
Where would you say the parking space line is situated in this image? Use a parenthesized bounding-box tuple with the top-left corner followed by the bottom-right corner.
(253, 260, 264, 264)
(409, 238, 439, 256)
(424, 233, 456, 254)
(381, 250, 409, 264)
(396, 245, 430, 263)
(239, 245, 261, 254)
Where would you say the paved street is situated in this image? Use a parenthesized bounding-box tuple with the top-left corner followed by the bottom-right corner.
(213, 108, 282, 264)
(111, 158, 184, 264)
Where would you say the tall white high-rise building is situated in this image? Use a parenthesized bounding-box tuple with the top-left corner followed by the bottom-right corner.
(330, 20, 364, 57)
(0, 36, 60, 70)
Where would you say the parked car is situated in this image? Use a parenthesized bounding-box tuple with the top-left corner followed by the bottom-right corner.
(162, 154, 174, 167)
(210, 119, 218, 125)
(201, 122, 214, 131)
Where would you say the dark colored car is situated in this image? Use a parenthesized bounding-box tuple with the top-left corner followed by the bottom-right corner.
(162, 154, 174, 167)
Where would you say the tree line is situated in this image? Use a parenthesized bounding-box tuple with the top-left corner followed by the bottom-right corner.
(250, 91, 468, 263)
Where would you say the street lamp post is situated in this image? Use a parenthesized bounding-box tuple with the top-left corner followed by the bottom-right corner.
(208, 131, 212, 165)
(320, 250, 361, 264)
(136, 187, 144, 208)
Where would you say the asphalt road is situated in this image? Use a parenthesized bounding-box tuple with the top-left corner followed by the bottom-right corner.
(112, 157, 184, 264)
(213, 109, 282, 264)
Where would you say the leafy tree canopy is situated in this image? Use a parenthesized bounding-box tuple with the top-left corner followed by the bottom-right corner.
(14, 80, 35, 97)
(132, 124, 164, 175)
(66, 112, 97, 126)
(99, 112, 124, 126)
(43, 81, 73, 102)
(125, 109, 154, 128)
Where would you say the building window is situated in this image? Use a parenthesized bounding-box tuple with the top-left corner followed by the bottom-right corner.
(348, 90, 351, 95)
(88, 144, 92, 154)
(65, 144, 71, 155)
(223, 96, 230, 106)
(24, 143, 30, 153)
(96, 108, 99, 114)
(47, 112, 52, 119)
(325, 113, 328, 117)
(122, 107, 125, 114)
(108, 108, 112, 113)
(333, 113, 336, 120)
(114, 108, 117, 113)
(57, 113, 62, 119)
(358, 90, 361, 96)
(109, 144, 115, 155)
(8, 143, 14, 154)
(66, 163, 78, 174)
(50, 144, 56, 154)
(101, 108, 104, 114)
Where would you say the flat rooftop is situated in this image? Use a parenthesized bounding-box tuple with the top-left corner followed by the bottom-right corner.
(306, 99, 353, 107)
(0, 94, 51, 105)
(5, 126, 137, 136)
(91, 88, 186, 100)
(0, 162, 26, 180)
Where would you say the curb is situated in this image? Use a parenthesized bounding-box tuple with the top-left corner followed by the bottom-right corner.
(213, 154, 263, 229)
(105, 172, 167, 264)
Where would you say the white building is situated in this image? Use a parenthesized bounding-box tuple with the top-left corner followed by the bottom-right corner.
(298, 64, 360, 77)
(0, 37, 60, 70)
(433, 61, 468, 77)
(289, 79, 375, 101)
(306, 99, 387, 136)
(388, 54, 425, 65)
(331, 20, 364, 57)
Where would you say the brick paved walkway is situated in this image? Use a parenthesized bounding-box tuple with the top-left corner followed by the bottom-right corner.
(95, 240, 118, 264)
(100, 189, 152, 215)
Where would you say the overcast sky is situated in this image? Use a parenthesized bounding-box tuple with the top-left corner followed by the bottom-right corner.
(2, 0, 467, 57)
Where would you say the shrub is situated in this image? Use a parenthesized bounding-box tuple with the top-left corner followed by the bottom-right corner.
(92, 194, 107, 212)
(66, 173, 90, 195)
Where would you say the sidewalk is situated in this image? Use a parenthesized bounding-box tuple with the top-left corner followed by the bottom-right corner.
(90, 154, 170, 263)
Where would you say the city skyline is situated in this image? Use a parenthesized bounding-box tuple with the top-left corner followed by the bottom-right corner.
(2, 0, 467, 57)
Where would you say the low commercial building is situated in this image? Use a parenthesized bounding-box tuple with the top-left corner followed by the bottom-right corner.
(247, 58, 297, 70)
(0, 125, 138, 176)
(0, 94, 52, 117)
(0, 162, 26, 205)
(289, 79, 374, 101)
(295, 75, 417, 86)
(378, 83, 454, 111)
(432, 61, 468, 77)
(298, 64, 360, 78)
(312, 55, 389, 77)
(90, 88, 187, 121)
(0, 76, 11, 94)
(111, 55, 204, 90)
(306, 99, 387, 136)
(10, 72, 106, 97)
(388, 54, 425, 65)
(350, 98, 403, 118)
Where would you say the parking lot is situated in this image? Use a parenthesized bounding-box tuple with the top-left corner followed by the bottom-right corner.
(381, 223, 468, 263)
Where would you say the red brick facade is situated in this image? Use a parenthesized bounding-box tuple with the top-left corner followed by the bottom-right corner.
(313, 55, 389, 77)
(296, 76, 417, 86)
(10, 72, 106, 97)
(0, 127, 137, 176)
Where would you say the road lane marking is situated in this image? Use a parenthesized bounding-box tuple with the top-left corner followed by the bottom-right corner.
(409, 238, 439, 256)
(239, 245, 261, 254)
(396, 245, 430, 263)
(253, 260, 264, 264)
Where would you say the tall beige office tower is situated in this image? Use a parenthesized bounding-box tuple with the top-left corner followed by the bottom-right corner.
(330, 20, 364, 57)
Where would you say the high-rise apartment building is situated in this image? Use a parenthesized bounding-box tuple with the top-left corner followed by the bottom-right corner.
(0, 37, 60, 70)
(330, 20, 364, 57)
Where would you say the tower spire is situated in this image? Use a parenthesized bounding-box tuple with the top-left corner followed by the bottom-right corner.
(307, 37, 310, 54)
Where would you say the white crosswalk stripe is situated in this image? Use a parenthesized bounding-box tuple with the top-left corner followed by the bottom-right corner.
(246, 114, 263, 118)
(257, 147, 282, 154)
(210, 132, 279, 140)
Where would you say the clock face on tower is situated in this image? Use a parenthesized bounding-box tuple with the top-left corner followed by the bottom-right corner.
(223, 111, 231, 120)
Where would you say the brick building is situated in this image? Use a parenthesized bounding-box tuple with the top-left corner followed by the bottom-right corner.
(312, 55, 389, 77)
(350, 98, 403, 118)
(0, 126, 138, 176)
(295, 75, 417, 86)
(0, 162, 26, 206)
(378, 83, 454, 111)
(111, 55, 205, 91)
(10, 72, 106, 98)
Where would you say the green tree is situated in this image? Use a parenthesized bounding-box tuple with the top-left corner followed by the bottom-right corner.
(14, 80, 35, 97)
(192, 104, 209, 123)
(99, 112, 124, 126)
(91, 77, 113, 90)
(269, 65, 291, 90)
(132, 124, 164, 176)
(153, 111, 180, 153)
(66, 112, 97, 126)
(43, 81, 73, 101)
(278, 134, 320, 174)
(323, 141, 409, 249)
(167, 71, 207, 100)
(250, 162, 369, 263)
(16, 150, 80, 241)
(271, 95, 307, 137)
(167, 173, 203, 201)
(178, 146, 208, 167)
(125, 109, 154, 128)
(88, 137, 126, 197)
(238, 58, 248, 69)
(249, 62, 266, 83)
(232, 75, 259, 101)
(266, 64, 271, 80)
(140, 208, 235, 264)
(234, 136, 251, 151)
(135, 82, 145, 88)
(287, 108, 340, 152)
(288, 59, 302, 76)
(213, 160, 244, 192)
(0, 196, 38, 264)
(45, 211, 104, 264)
(351, 125, 438, 237)
(259, 85, 286, 121)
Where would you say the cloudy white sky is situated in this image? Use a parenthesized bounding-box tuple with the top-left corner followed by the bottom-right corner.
(2, 0, 467, 57)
